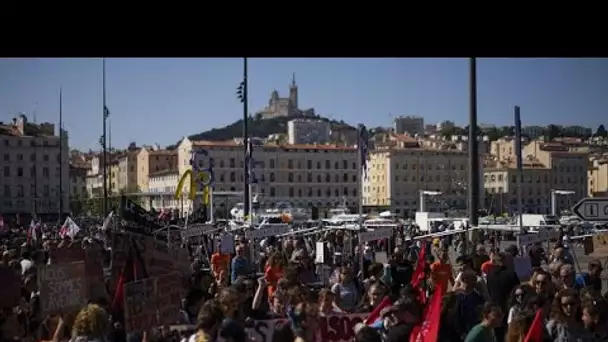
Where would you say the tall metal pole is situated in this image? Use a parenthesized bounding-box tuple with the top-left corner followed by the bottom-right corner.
(243, 57, 250, 218)
(468, 57, 479, 253)
(33, 105, 38, 220)
(102, 58, 108, 216)
(59, 88, 64, 221)
(515, 106, 524, 239)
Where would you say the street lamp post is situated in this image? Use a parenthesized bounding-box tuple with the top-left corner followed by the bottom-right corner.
(237, 58, 250, 219)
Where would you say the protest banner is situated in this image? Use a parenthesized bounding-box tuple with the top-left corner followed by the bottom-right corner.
(0, 266, 21, 308)
(51, 245, 86, 264)
(85, 249, 108, 301)
(144, 236, 190, 277)
(38, 261, 87, 316)
(215, 313, 367, 342)
(124, 277, 157, 333)
(156, 272, 185, 327)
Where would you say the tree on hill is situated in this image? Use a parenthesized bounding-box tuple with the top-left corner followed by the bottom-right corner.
(595, 124, 607, 137)
(545, 125, 561, 140)
(188, 115, 355, 141)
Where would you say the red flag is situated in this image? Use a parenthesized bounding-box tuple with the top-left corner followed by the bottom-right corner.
(110, 242, 147, 314)
(365, 296, 392, 325)
(410, 284, 444, 342)
(411, 243, 426, 288)
(410, 243, 427, 303)
(523, 309, 543, 342)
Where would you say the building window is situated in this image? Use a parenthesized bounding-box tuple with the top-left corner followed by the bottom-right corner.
(270, 173, 275, 182)
(17, 167, 23, 177)
(270, 187, 275, 196)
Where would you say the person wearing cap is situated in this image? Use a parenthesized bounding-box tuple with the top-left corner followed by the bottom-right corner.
(575, 260, 604, 294)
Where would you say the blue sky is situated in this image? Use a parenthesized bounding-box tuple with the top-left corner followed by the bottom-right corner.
(0, 58, 607, 150)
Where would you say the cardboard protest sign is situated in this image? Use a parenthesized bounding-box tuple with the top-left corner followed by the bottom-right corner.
(38, 261, 87, 316)
(144, 236, 190, 277)
(51, 245, 85, 264)
(85, 249, 108, 302)
(123, 278, 157, 333)
(0, 266, 21, 308)
(156, 272, 185, 327)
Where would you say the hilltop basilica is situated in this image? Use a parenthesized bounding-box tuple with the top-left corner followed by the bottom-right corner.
(255, 73, 315, 119)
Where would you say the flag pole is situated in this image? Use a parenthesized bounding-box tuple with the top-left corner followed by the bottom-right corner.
(102, 58, 109, 216)
(59, 87, 64, 222)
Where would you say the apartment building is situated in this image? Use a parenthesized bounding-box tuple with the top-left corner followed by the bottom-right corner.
(489, 137, 530, 161)
(287, 119, 331, 145)
(523, 139, 588, 205)
(69, 163, 89, 200)
(421, 134, 490, 154)
(588, 157, 608, 197)
(145, 170, 181, 212)
(117, 150, 139, 192)
(0, 114, 69, 217)
(394, 116, 424, 136)
(173, 137, 359, 214)
(484, 157, 553, 215)
(136, 147, 178, 192)
(362, 135, 484, 217)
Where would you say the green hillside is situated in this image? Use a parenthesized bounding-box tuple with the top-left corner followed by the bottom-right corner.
(188, 114, 355, 141)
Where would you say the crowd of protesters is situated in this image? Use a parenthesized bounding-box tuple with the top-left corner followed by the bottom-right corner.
(1, 213, 608, 342)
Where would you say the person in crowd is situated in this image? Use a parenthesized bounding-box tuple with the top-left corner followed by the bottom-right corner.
(388, 246, 413, 297)
(331, 265, 361, 312)
(290, 301, 320, 342)
(581, 299, 608, 340)
(464, 302, 503, 342)
(480, 247, 499, 277)
(317, 288, 342, 316)
(382, 298, 421, 342)
(558, 263, 583, 292)
(471, 244, 489, 275)
(504, 310, 542, 342)
(486, 252, 519, 311)
(188, 300, 224, 342)
(438, 292, 461, 342)
(528, 242, 547, 268)
(506, 285, 527, 324)
(70, 304, 109, 342)
(231, 245, 250, 283)
(430, 249, 454, 291)
(264, 251, 285, 299)
(356, 282, 388, 313)
(210, 240, 230, 284)
(454, 270, 486, 338)
(546, 288, 586, 341)
(549, 244, 573, 266)
(575, 260, 603, 295)
(453, 256, 490, 300)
